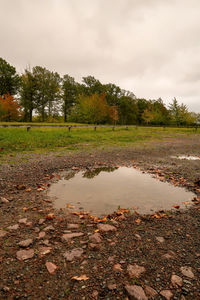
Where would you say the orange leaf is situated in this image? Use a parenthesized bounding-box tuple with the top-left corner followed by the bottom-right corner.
(72, 275, 89, 281)
(135, 218, 141, 225)
(172, 205, 180, 209)
(46, 213, 54, 220)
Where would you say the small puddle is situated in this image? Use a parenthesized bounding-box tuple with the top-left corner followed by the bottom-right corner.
(171, 155, 200, 160)
(48, 167, 195, 216)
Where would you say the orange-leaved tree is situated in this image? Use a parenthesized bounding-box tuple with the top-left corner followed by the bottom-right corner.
(0, 93, 22, 121)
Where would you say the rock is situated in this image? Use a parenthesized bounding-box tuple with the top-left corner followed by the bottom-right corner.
(43, 225, 55, 231)
(180, 266, 195, 279)
(63, 248, 84, 261)
(97, 224, 117, 232)
(89, 243, 100, 251)
(45, 262, 58, 274)
(156, 236, 165, 243)
(113, 263, 123, 272)
(125, 285, 148, 300)
(18, 218, 27, 224)
(108, 256, 115, 263)
(0, 230, 7, 238)
(16, 249, 34, 260)
(92, 290, 98, 299)
(160, 290, 173, 300)
(39, 218, 45, 225)
(38, 231, 46, 239)
(39, 246, 52, 256)
(0, 197, 9, 203)
(89, 233, 102, 243)
(135, 234, 142, 240)
(171, 274, 183, 288)
(7, 224, 19, 231)
(62, 232, 84, 241)
(67, 224, 79, 229)
(18, 239, 33, 248)
(144, 285, 158, 298)
(118, 215, 126, 221)
(162, 251, 175, 259)
(107, 283, 117, 290)
(43, 239, 50, 246)
(127, 264, 146, 278)
(111, 220, 118, 225)
(26, 222, 32, 227)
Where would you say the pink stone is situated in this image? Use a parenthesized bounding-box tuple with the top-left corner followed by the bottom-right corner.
(62, 232, 83, 241)
(171, 274, 183, 287)
(180, 266, 194, 279)
(89, 233, 102, 243)
(45, 261, 58, 274)
(127, 264, 146, 278)
(16, 249, 34, 260)
(160, 290, 173, 300)
(38, 231, 46, 239)
(125, 285, 148, 300)
(8, 224, 19, 230)
(39, 247, 52, 256)
(18, 218, 27, 224)
(18, 239, 33, 248)
(0, 230, 7, 238)
(113, 264, 123, 272)
(144, 285, 158, 297)
(67, 224, 79, 229)
(63, 248, 84, 261)
(97, 224, 117, 232)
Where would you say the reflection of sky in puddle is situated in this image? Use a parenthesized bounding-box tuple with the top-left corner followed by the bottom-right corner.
(48, 167, 195, 216)
(171, 155, 200, 160)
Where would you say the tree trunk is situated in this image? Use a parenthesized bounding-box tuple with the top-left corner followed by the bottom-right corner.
(29, 109, 32, 122)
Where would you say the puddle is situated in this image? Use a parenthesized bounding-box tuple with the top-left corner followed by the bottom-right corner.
(171, 155, 200, 160)
(48, 167, 195, 216)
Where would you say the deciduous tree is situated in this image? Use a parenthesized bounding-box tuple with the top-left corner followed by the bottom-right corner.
(0, 57, 20, 96)
(0, 94, 21, 121)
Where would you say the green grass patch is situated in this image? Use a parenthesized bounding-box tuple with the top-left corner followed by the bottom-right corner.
(0, 126, 199, 160)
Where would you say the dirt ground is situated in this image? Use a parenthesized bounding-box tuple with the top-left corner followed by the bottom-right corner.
(0, 136, 200, 300)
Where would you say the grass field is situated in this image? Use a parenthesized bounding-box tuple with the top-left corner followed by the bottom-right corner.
(0, 126, 199, 158)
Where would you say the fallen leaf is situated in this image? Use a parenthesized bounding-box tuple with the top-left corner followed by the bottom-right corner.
(46, 213, 54, 220)
(183, 201, 190, 205)
(72, 275, 89, 281)
(16, 184, 26, 190)
(66, 203, 75, 209)
(25, 188, 31, 192)
(172, 205, 180, 209)
(135, 218, 141, 225)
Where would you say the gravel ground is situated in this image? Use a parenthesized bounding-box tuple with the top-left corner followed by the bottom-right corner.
(0, 136, 200, 300)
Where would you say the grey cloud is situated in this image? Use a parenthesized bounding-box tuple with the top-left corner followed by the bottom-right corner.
(0, 0, 199, 112)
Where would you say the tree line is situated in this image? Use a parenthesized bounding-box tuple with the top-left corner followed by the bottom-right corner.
(0, 57, 199, 125)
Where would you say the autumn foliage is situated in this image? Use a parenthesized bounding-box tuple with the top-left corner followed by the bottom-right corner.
(0, 93, 22, 121)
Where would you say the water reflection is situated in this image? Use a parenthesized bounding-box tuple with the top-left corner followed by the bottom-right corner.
(48, 167, 195, 216)
(171, 155, 200, 160)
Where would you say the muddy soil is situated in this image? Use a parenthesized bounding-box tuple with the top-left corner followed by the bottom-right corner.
(0, 136, 200, 299)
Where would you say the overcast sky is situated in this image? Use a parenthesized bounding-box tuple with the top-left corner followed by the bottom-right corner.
(0, 0, 200, 112)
